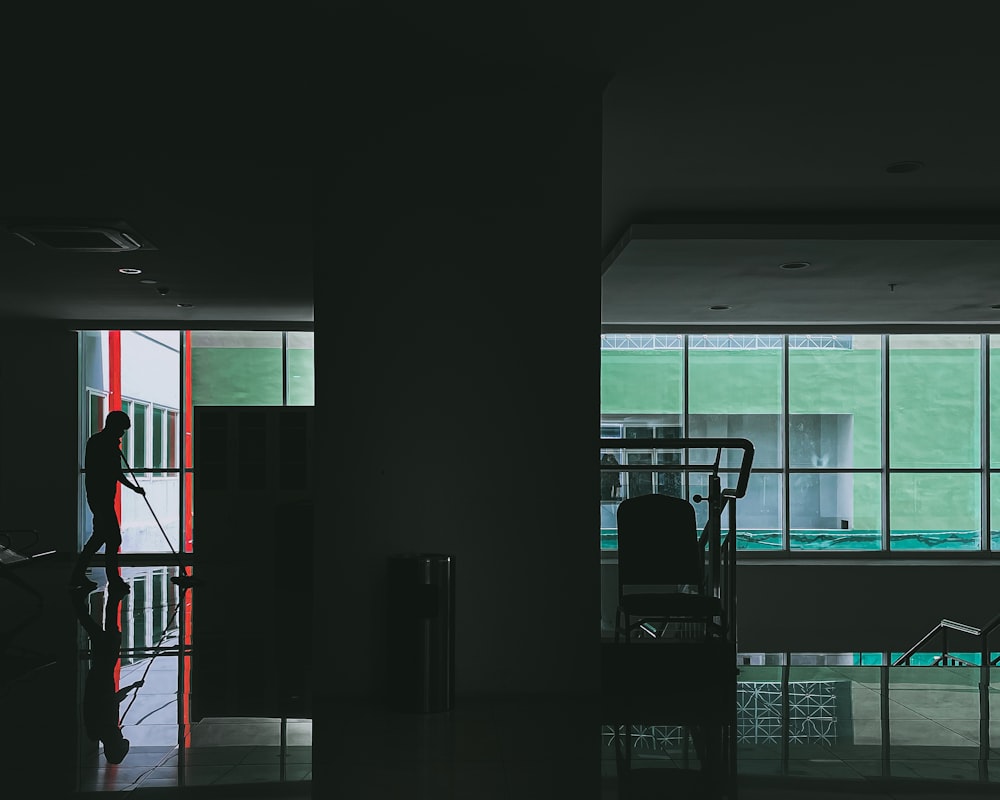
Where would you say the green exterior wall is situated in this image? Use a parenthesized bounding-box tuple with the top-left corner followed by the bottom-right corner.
(192, 347, 284, 405)
(601, 341, 993, 548)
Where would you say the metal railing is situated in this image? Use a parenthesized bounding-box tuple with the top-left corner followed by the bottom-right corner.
(893, 613, 1000, 668)
(893, 613, 1000, 767)
(600, 437, 755, 644)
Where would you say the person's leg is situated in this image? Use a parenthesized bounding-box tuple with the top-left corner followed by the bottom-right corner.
(71, 499, 108, 586)
(103, 513, 124, 586)
(84, 505, 126, 587)
(70, 531, 105, 586)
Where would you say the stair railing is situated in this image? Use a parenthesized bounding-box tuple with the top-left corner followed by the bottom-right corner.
(600, 436, 754, 645)
(892, 612, 1000, 668)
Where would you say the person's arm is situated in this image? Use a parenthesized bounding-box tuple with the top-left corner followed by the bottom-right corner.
(116, 457, 145, 495)
(114, 679, 145, 703)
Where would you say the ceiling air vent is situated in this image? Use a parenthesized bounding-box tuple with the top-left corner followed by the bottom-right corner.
(6, 221, 155, 252)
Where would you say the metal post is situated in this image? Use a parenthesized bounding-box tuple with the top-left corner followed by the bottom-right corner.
(981, 635, 990, 771)
(881, 658, 891, 778)
(780, 655, 790, 774)
(710, 474, 722, 598)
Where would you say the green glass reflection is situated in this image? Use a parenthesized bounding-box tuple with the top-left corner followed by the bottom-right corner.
(889, 335, 980, 468)
(789, 472, 881, 550)
(789, 335, 881, 469)
(991, 339, 1000, 468)
(191, 331, 283, 406)
(690, 471, 782, 549)
(689, 343, 783, 468)
(286, 332, 315, 406)
(890, 472, 980, 550)
(600, 347, 682, 415)
(991, 474, 1000, 550)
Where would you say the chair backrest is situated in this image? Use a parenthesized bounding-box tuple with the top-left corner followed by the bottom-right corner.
(616, 493, 703, 588)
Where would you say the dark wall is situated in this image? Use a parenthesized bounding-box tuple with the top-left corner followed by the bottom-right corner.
(314, 19, 605, 700)
(0, 326, 79, 795)
(0, 326, 79, 553)
(737, 561, 1000, 654)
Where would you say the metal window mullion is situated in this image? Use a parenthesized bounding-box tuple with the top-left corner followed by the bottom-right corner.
(883, 334, 890, 552)
(783, 334, 790, 551)
(984, 334, 991, 552)
(282, 330, 289, 406)
(179, 331, 186, 557)
(683, 334, 690, 500)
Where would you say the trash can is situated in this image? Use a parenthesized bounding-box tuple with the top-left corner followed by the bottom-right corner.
(387, 553, 455, 712)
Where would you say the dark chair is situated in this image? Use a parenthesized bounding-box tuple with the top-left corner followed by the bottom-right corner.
(0, 528, 55, 605)
(614, 493, 722, 643)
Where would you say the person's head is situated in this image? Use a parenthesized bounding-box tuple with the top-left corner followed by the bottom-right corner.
(104, 410, 131, 436)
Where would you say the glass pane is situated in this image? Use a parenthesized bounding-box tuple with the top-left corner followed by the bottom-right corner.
(688, 337, 782, 468)
(991, 337, 1000, 468)
(889, 666, 982, 754)
(688, 413, 780, 469)
(789, 472, 882, 550)
(600, 336, 683, 415)
(889, 334, 980, 468)
(80, 331, 181, 555)
(622, 420, 683, 500)
(890, 472, 980, 550)
(89, 392, 105, 439)
(133, 403, 147, 469)
(286, 331, 315, 406)
(991, 473, 1000, 551)
(120, 469, 180, 553)
(153, 407, 164, 477)
(120, 399, 132, 461)
(190, 331, 283, 406)
(690, 471, 782, 549)
(789, 334, 881, 468)
(168, 410, 179, 468)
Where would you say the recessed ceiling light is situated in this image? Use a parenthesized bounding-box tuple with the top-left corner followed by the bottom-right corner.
(176, 303, 194, 309)
(779, 261, 810, 270)
(118, 267, 142, 275)
(709, 305, 731, 311)
(139, 278, 157, 285)
(886, 160, 923, 173)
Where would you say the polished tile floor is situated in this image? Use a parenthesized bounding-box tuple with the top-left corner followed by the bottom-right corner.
(5, 557, 1000, 798)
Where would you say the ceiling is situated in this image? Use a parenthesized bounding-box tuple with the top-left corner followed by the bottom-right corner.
(0, 6, 314, 329)
(0, 160, 313, 327)
(600, 5, 1000, 328)
(2, 6, 998, 329)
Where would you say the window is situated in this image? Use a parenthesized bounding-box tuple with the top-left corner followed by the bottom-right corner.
(600, 333, 997, 553)
(87, 391, 106, 439)
(79, 329, 314, 556)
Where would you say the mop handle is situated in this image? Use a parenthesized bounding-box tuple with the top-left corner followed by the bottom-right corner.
(119, 451, 168, 537)
(118, 597, 183, 726)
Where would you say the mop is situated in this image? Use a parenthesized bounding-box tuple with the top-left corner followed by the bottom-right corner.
(117, 593, 185, 727)
(120, 452, 203, 589)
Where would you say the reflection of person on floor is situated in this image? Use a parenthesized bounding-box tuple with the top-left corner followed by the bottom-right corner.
(70, 582, 144, 764)
(69, 410, 145, 592)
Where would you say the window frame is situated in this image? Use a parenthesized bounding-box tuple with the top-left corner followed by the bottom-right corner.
(600, 331, 1000, 557)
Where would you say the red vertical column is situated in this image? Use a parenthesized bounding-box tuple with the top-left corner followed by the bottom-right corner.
(184, 330, 194, 553)
(108, 330, 123, 692)
(182, 330, 193, 741)
(109, 330, 123, 542)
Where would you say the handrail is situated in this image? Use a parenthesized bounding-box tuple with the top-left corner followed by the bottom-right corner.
(893, 616, 1000, 666)
(599, 436, 755, 499)
(602, 436, 753, 647)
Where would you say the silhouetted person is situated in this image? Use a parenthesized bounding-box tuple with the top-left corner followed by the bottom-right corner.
(69, 410, 145, 592)
(70, 581, 143, 764)
(601, 453, 622, 500)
